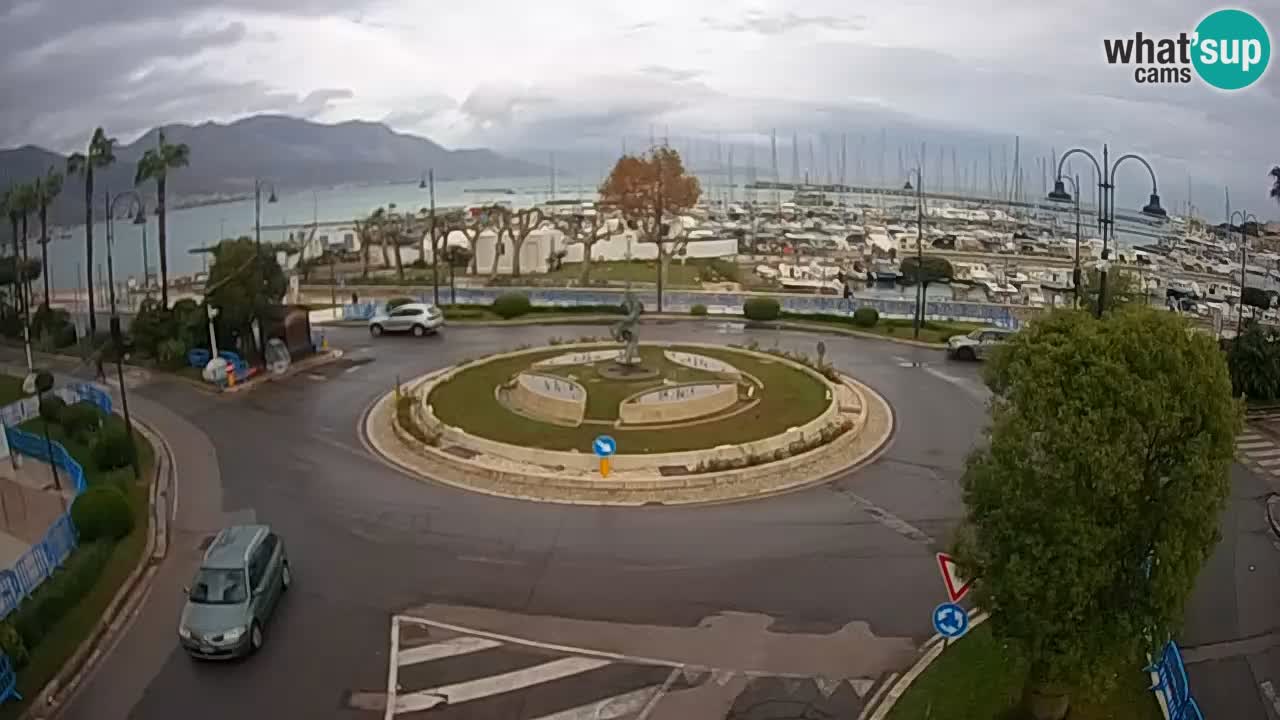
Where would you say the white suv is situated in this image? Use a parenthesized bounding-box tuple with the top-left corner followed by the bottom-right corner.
(368, 302, 444, 337)
(947, 327, 1014, 361)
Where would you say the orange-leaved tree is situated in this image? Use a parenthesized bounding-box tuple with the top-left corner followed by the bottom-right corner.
(598, 147, 700, 311)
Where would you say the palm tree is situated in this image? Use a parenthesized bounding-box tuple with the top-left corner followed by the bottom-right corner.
(33, 167, 63, 306)
(13, 183, 37, 315)
(66, 128, 116, 335)
(134, 129, 190, 308)
(1270, 166, 1280, 206)
(2, 188, 19, 317)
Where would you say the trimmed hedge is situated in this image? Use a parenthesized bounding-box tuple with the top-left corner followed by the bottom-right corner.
(92, 420, 135, 472)
(690, 304, 708, 316)
(10, 540, 114, 653)
(386, 296, 416, 310)
(70, 485, 134, 542)
(58, 401, 103, 443)
(743, 297, 782, 321)
(852, 307, 880, 327)
(491, 293, 533, 319)
(39, 396, 66, 425)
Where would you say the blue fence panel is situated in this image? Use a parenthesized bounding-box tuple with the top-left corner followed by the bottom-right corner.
(1149, 641, 1202, 720)
(0, 652, 20, 704)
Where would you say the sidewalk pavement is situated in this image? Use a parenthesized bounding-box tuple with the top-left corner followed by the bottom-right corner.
(0, 459, 72, 566)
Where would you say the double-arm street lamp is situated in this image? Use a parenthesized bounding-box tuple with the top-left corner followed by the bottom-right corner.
(1230, 209, 1259, 334)
(252, 179, 278, 366)
(1049, 144, 1166, 318)
(103, 189, 144, 479)
(903, 169, 925, 339)
(1047, 174, 1084, 307)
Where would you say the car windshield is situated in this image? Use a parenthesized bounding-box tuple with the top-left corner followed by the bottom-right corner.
(967, 329, 985, 340)
(189, 568, 248, 605)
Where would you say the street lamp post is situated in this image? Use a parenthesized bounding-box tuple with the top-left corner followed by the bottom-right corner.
(903, 169, 925, 339)
(1048, 174, 1083, 307)
(1230, 210, 1259, 334)
(253, 178, 278, 367)
(1050, 144, 1166, 318)
(427, 170, 438, 306)
(104, 189, 145, 479)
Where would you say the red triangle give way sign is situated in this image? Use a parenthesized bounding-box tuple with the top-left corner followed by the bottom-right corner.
(936, 553, 973, 603)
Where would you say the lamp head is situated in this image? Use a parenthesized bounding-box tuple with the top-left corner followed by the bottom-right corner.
(902, 180, 913, 191)
(1047, 179, 1073, 203)
(419, 178, 427, 189)
(1141, 193, 1167, 218)
(132, 204, 147, 224)
(267, 188, 278, 204)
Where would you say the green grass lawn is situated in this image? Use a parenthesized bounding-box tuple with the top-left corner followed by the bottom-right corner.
(0, 417, 155, 719)
(542, 347, 721, 421)
(886, 623, 1162, 720)
(0, 375, 29, 406)
(428, 344, 829, 452)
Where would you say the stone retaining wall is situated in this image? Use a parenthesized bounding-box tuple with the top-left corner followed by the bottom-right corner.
(506, 372, 586, 426)
(418, 342, 842, 473)
(618, 382, 739, 425)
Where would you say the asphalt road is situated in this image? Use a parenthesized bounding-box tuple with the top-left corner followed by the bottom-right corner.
(58, 320, 992, 720)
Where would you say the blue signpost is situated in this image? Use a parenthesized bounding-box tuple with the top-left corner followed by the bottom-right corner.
(932, 602, 969, 639)
(593, 435, 617, 477)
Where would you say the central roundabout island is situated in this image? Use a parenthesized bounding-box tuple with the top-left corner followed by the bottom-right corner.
(369, 339, 894, 505)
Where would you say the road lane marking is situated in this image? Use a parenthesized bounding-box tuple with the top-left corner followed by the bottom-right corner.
(384, 617, 401, 720)
(1249, 448, 1280, 458)
(398, 636, 503, 667)
(1259, 458, 1280, 467)
(1238, 441, 1273, 450)
(533, 685, 661, 720)
(635, 668, 680, 720)
(345, 365, 363, 374)
(394, 657, 614, 713)
(834, 489, 935, 545)
(456, 554, 526, 566)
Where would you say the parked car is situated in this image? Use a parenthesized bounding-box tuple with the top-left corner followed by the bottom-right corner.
(369, 302, 444, 337)
(179, 525, 290, 659)
(947, 327, 1015, 361)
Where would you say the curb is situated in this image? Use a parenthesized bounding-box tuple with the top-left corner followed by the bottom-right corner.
(315, 313, 954, 350)
(22, 417, 175, 720)
(857, 610, 990, 720)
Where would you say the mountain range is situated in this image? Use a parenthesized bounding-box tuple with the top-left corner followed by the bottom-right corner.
(0, 115, 544, 226)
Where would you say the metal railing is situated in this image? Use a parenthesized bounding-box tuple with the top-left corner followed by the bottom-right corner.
(1149, 640, 1204, 720)
(0, 382, 113, 704)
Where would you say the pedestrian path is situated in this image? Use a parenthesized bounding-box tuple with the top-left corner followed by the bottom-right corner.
(382, 614, 876, 719)
(1237, 429, 1280, 477)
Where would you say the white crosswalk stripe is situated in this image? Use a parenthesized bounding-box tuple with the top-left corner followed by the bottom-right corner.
(1250, 449, 1280, 459)
(395, 657, 614, 713)
(529, 685, 659, 720)
(1239, 441, 1273, 450)
(397, 636, 502, 667)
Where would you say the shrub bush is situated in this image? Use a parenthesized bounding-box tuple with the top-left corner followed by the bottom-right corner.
(492, 293, 533, 319)
(690, 304, 708, 316)
(92, 420, 135, 472)
(10, 541, 114, 652)
(59, 401, 103, 442)
(386, 296, 416, 310)
(852, 307, 879, 327)
(442, 306, 485, 320)
(742, 297, 781, 321)
(70, 485, 134, 542)
(0, 621, 26, 669)
(157, 338, 188, 369)
(40, 395, 66, 424)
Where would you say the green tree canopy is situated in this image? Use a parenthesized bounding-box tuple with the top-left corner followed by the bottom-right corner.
(1241, 285, 1271, 310)
(1080, 266, 1140, 313)
(953, 307, 1239, 719)
(206, 237, 286, 352)
(899, 255, 953, 285)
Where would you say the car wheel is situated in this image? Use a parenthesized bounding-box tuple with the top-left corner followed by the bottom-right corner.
(281, 562, 291, 591)
(249, 621, 264, 654)
(412, 324, 426, 337)
(370, 324, 383, 337)
(956, 346, 976, 361)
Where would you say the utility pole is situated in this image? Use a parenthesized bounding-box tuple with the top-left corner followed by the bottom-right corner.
(429, 170, 439, 306)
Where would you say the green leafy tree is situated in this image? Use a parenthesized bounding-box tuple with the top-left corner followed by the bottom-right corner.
(66, 127, 116, 335)
(1270, 166, 1280, 207)
(953, 307, 1239, 720)
(134, 130, 190, 309)
(11, 183, 37, 313)
(900, 255, 953, 326)
(1228, 321, 1280, 401)
(1241, 285, 1271, 311)
(205, 237, 286, 360)
(33, 166, 63, 304)
(1080, 266, 1139, 313)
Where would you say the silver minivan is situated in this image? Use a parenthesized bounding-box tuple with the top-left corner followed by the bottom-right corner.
(178, 525, 291, 659)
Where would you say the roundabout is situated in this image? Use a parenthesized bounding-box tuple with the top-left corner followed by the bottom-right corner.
(367, 339, 894, 505)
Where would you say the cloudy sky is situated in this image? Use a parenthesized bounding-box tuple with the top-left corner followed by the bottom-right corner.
(1, 0, 1276, 217)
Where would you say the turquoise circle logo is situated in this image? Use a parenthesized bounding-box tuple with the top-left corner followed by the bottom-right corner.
(1192, 9, 1270, 90)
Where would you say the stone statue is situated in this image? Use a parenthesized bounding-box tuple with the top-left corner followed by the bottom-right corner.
(612, 294, 643, 366)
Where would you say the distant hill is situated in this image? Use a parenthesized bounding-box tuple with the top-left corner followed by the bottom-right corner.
(0, 115, 544, 226)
